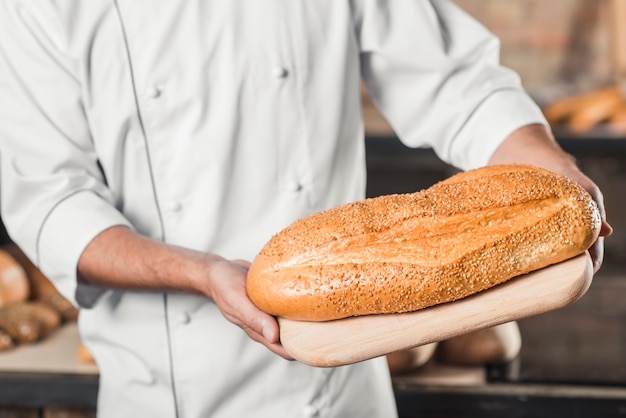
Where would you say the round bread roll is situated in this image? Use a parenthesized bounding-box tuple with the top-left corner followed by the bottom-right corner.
(386, 342, 438, 374)
(247, 165, 601, 322)
(0, 249, 30, 306)
(2, 244, 57, 300)
(2, 244, 79, 321)
(437, 321, 522, 366)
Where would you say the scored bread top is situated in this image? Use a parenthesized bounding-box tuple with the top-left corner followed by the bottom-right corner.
(246, 165, 602, 321)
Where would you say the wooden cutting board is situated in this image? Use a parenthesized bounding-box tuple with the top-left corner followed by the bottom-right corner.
(278, 252, 593, 367)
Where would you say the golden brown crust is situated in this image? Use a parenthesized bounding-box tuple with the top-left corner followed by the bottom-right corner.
(247, 165, 602, 321)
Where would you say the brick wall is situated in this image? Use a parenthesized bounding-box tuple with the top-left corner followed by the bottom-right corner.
(454, 0, 615, 104)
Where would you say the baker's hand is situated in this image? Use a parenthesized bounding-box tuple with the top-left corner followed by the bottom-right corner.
(204, 258, 294, 360)
(488, 123, 613, 273)
(77, 226, 295, 357)
(548, 166, 613, 273)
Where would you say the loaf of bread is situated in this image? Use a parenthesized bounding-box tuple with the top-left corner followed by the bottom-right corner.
(542, 86, 626, 134)
(385, 342, 438, 374)
(0, 249, 30, 307)
(3, 244, 57, 300)
(0, 329, 13, 352)
(0, 301, 61, 343)
(247, 165, 601, 321)
(436, 321, 521, 366)
(543, 87, 619, 123)
(3, 244, 79, 321)
(608, 103, 626, 134)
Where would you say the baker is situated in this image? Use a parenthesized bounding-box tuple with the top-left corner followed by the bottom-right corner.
(0, 1, 612, 417)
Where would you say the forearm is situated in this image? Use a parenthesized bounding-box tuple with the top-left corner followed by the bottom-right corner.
(488, 123, 603, 202)
(77, 225, 219, 298)
(488, 123, 612, 272)
(76, 225, 291, 358)
(488, 124, 576, 171)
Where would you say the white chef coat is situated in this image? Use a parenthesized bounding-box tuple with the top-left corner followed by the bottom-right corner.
(0, 0, 547, 417)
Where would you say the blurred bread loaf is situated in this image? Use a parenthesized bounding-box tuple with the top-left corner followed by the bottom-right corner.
(543, 85, 626, 134)
(0, 245, 79, 351)
(2, 244, 78, 321)
(0, 249, 29, 307)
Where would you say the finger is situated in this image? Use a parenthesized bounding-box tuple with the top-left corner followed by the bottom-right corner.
(215, 278, 294, 360)
(574, 176, 612, 237)
(226, 310, 294, 360)
(207, 260, 294, 359)
(248, 324, 294, 360)
(600, 220, 613, 237)
(232, 259, 252, 269)
(588, 237, 605, 274)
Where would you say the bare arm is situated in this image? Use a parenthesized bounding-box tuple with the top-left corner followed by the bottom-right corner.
(77, 226, 292, 359)
(488, 123, 613, 272)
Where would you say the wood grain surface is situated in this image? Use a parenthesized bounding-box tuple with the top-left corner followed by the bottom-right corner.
(279, 252, 593, 367)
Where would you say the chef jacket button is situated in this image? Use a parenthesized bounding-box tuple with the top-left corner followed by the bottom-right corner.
(286, 181, 303, 192)
(145, 85, 162, 99)
(166, 200, 183, 212)
(301, 404, 319, 417)
(177, 312, 191, 325)
(272, 66, 289, 78)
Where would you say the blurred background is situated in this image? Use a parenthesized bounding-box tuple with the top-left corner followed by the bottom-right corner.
(458, 0, 615, 98)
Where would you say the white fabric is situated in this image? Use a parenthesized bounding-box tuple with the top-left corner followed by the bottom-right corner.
(0, 0, 547, 417)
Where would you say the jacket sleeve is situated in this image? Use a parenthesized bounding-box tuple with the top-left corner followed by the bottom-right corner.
(0, 1, 133, 307)
(353, 0, 548, 170)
